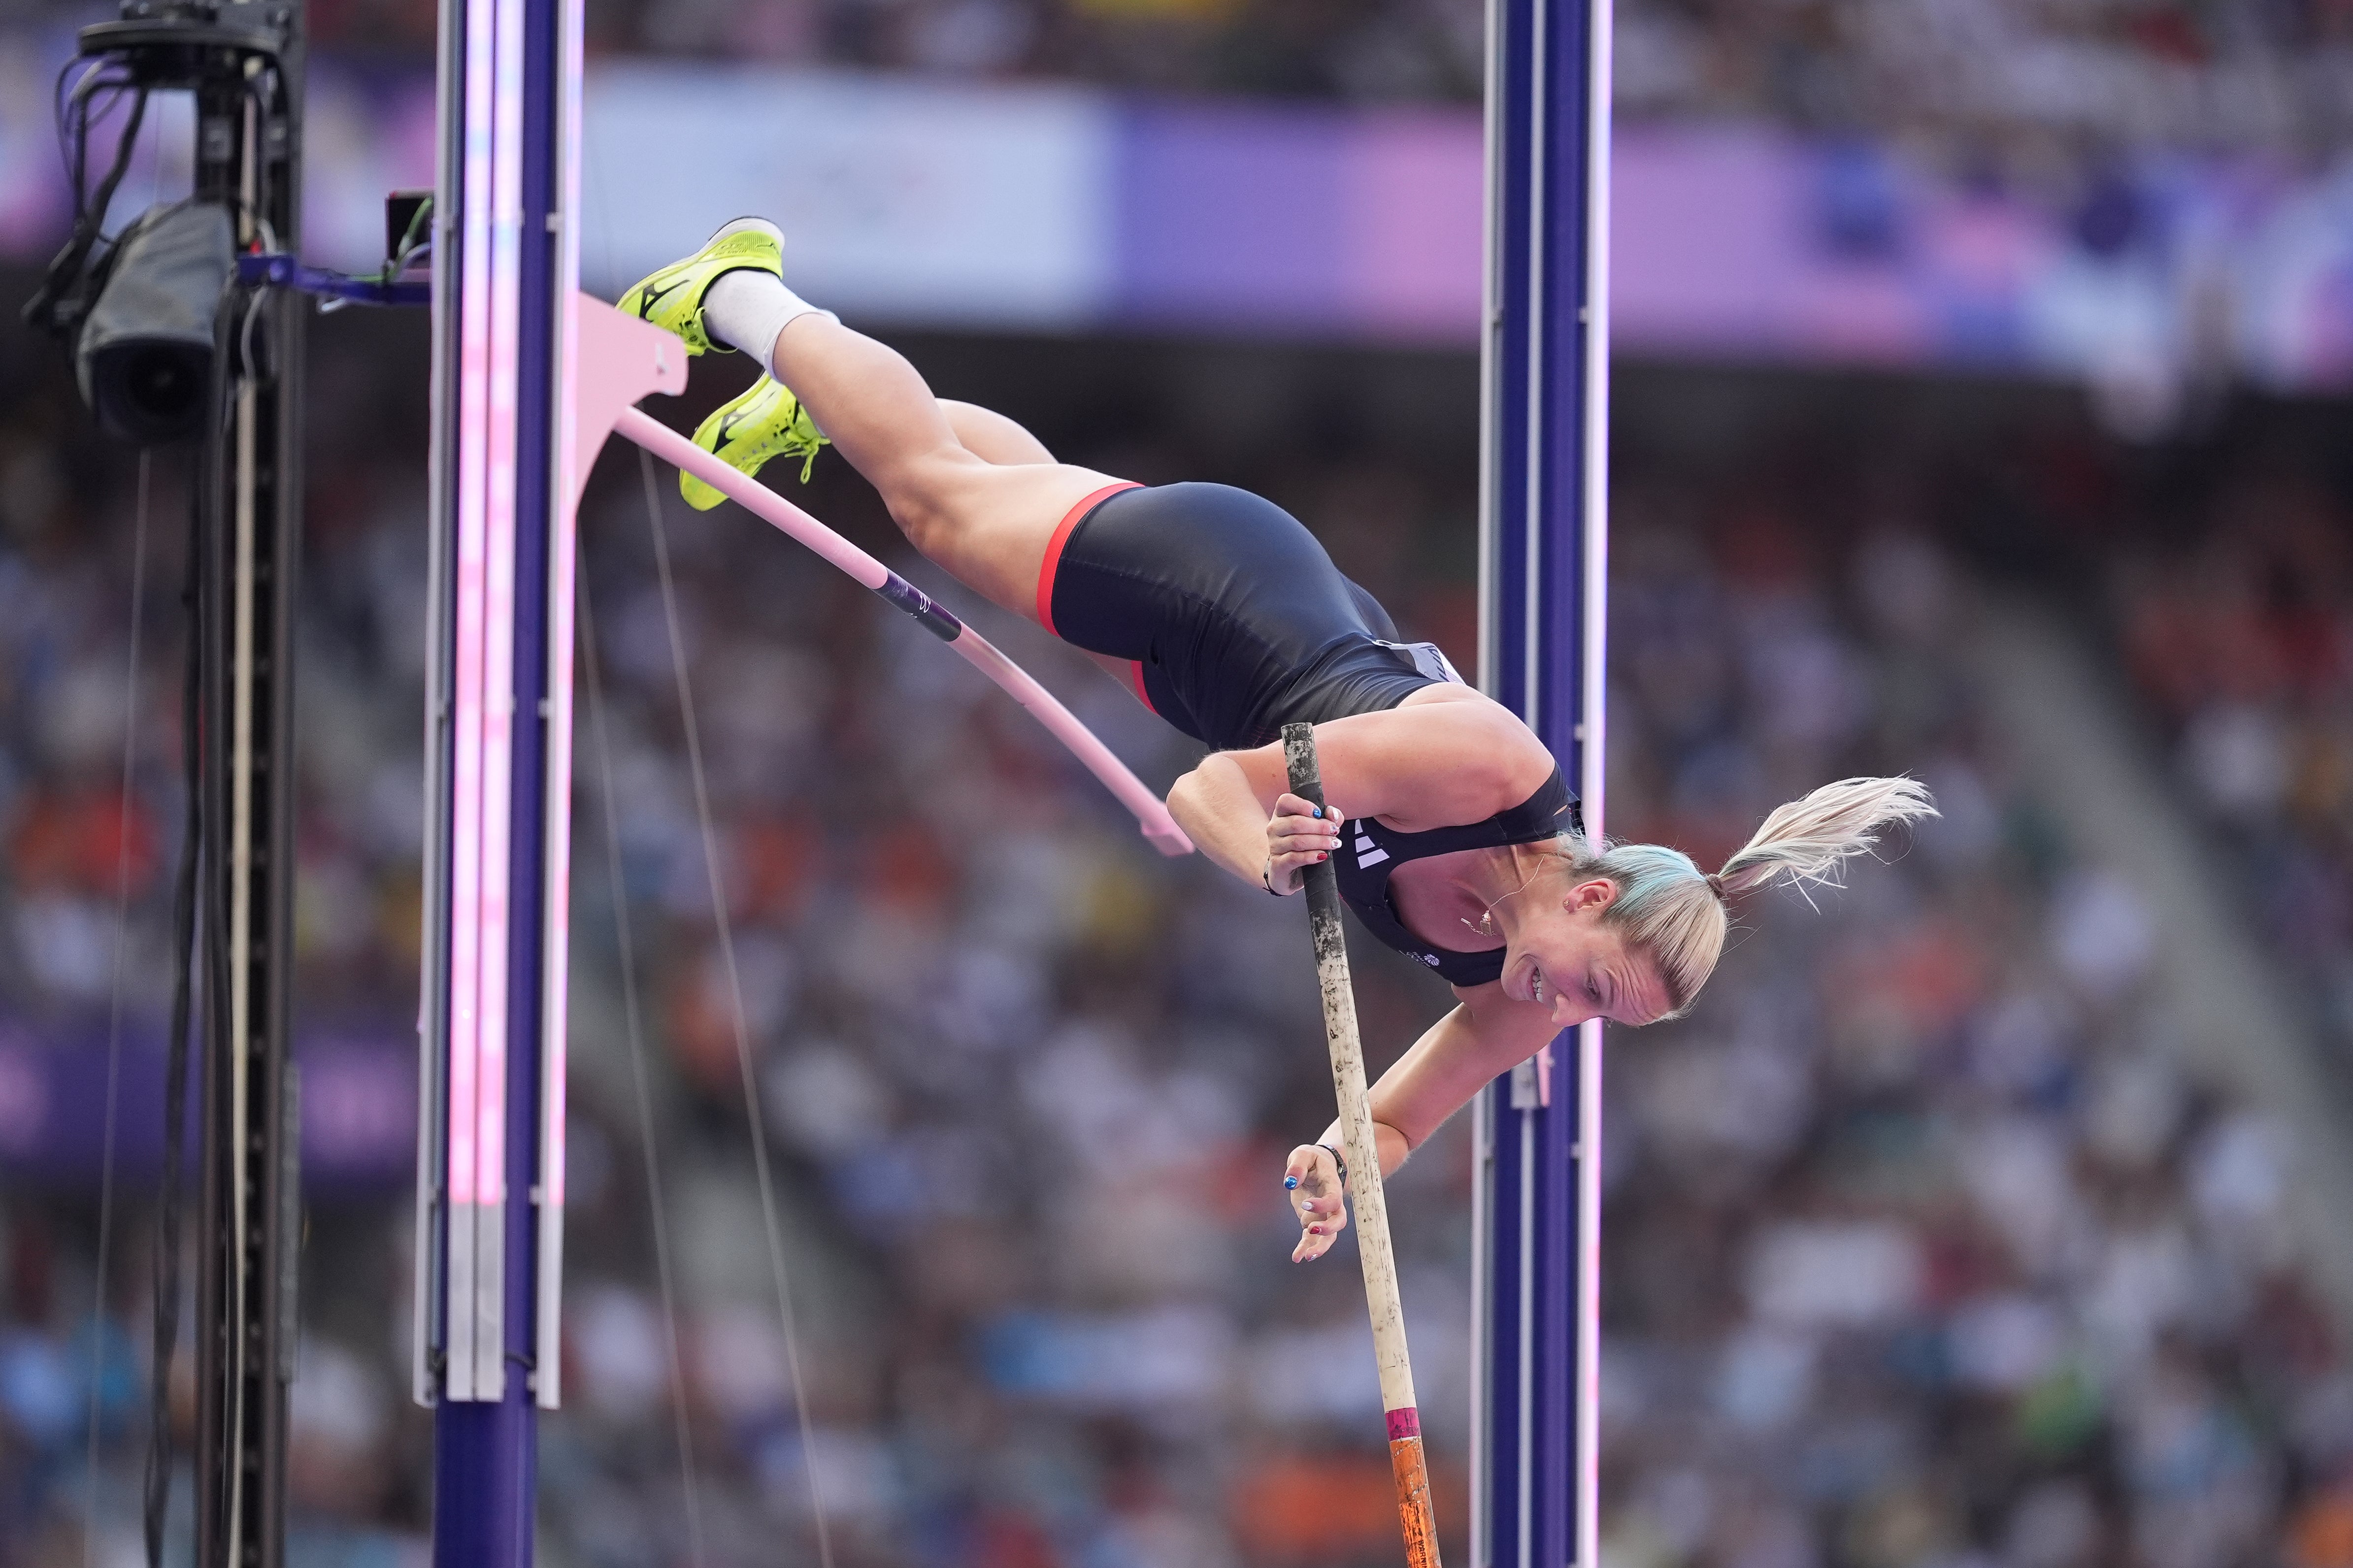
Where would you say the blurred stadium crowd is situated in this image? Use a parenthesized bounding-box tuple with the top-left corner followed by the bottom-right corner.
(13, 0, 2353, 150)
(3, 298, 2353, 1568)
(1598, 399, 2353, 1568)
(2111, 426, 2353, 1085)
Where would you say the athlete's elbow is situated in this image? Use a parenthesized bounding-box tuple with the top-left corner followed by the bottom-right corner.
(1165, 767, 1214, 831)
(1167, 765, 1203, 807)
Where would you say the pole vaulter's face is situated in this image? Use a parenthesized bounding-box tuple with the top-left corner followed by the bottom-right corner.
(1499, 877, 1671, 1028)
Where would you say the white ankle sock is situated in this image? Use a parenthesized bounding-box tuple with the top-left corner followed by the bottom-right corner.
(703, 269, 835, 374)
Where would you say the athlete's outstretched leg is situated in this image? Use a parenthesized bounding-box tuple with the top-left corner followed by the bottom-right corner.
(767, 313, 1119, 615)
(628, 225, 1166, 713)
(874, 398, 1137, 695)
(697, 261, 1120, 619)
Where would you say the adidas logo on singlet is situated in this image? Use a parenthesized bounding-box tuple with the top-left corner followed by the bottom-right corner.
(1353, 826, 1387, 867)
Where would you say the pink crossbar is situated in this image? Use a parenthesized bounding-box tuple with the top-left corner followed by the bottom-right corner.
(611, 406, 1192, 858)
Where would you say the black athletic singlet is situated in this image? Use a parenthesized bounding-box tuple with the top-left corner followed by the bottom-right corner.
(1038, 480, 1584, 984)
(1331, 768, 1582, 987)
(1041, 482, 1461, 750)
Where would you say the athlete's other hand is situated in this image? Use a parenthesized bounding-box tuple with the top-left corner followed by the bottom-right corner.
(1265, 793, 1341, 895)
(1284, 1143, 1350, 1262)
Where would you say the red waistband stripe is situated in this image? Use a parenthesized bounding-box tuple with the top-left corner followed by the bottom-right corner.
(1036, 481, 1142, 637)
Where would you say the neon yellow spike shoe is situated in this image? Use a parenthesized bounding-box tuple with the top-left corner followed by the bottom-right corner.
(618, 217, 783, 356)
(681, 374, 830, 510)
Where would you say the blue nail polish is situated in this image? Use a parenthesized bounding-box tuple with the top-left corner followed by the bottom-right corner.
(1284, 1176, 1299, 1189)
(1311, 807, 1323, 817)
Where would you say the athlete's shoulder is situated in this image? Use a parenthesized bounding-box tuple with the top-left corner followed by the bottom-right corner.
(1375, 690, 1556, 826)
(1396, 686, 1555, 773)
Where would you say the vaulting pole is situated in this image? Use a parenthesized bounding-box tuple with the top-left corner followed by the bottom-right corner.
(1471, 0, 1610, 1563)
(1283, 722, 1443, 1568)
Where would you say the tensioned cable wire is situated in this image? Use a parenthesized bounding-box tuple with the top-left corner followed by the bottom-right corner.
(577, 155, 736, 1566)
(82, 451, 150, 1568)
(576, 536, 708, 1568)
(638, 447, 837, 1568)
(149, 341, 219, 1568)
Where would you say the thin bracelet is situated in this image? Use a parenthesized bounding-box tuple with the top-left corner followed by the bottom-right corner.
(1263, 859, 1284, 895)
(1317, 1141, 1348, 1187)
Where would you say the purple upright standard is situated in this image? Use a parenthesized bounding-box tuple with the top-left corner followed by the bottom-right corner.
(1471, 0, 1611, 1564)
(412, 0, 583, 1549)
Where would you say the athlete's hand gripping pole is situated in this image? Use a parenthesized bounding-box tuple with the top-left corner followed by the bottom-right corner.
(1282, 721, 1443, 1568)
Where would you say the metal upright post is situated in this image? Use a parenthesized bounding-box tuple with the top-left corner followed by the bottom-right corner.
(1470, 0, 1610, 1564)
(178, 9, 306, 1563)
(36, 2, 315, 1556)
(412, 0, 582, 1543)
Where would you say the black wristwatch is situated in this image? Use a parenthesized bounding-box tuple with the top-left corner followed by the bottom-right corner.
(1317, 1141, 1348, 1187)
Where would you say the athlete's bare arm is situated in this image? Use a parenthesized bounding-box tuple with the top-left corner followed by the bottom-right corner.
(1282, 980, 1563, 1261)
(1166, 689, 1555, 887)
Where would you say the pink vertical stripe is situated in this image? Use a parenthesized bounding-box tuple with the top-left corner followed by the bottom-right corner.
(445, 0, 496, 1207)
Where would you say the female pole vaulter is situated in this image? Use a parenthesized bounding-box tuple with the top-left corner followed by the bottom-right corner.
(620, 220, 1937, 1265)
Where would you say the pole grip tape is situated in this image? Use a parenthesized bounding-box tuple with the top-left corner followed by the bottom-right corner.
(875, 572, 964, 642)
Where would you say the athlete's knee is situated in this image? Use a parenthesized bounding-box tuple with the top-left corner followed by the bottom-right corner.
(875, 444, 964, 531)
(879, 451, 983, 552)
(885, 492, 953, 555)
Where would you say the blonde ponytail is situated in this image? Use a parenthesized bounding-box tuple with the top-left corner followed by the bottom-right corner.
(1715, 776, 1939, 900)
(1560, 776, 1936, 1019)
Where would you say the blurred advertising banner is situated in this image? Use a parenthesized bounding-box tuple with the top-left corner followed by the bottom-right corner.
(587, 63, 1119, 327)
(0, 1021, 415, 1190)
(2, 35, 2350, 381)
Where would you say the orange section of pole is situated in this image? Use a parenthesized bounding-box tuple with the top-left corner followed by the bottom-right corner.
(1390, 1431, 1441, 1568)
(1282, 721, 1444, 1568)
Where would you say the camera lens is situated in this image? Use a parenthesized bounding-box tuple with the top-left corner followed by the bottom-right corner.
(122, 345, 202, 423)
(95, 342, 208, 444)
